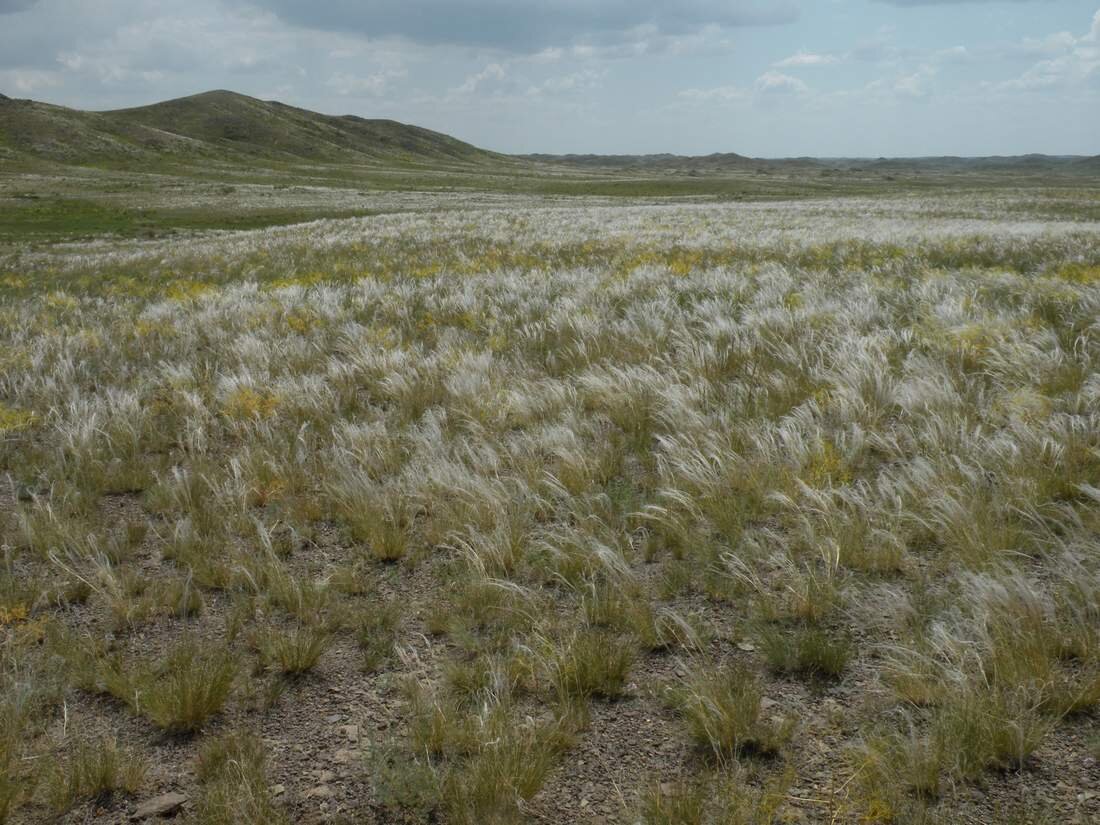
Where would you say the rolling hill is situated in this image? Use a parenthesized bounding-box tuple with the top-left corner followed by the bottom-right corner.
(0, 90, 500, 166)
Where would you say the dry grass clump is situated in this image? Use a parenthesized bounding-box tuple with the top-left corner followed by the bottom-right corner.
(757, 626, 851, 682)
(251, 623, 332, 677)
(43, 737, 146, 812)
(61, 637, 237, 734)
(396, 675, 573, 824)
(544, 628, 636, 704)
(666, 664, 794, 761)
(192, 731, 288, 825)
(635, 769, 794, 825)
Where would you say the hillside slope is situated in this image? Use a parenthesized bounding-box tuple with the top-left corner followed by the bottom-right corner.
(0, 90, 499, 166)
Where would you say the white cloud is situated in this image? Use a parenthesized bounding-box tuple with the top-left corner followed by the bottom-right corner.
(996, 11, 1100, 92)
(1018, 31, 1078, 57)
(774, 51, 841, 68)
(454, 63, 507, 96)
(755, 70, 808, 94)
(0, 67, 60, 93)
(677, 84, 748, 102)
(525, 68, 604, 97)
(893, 65, 936, 98)
(325, 69, 406, 97)
(930, 45, 970, 64)
(678, 70, 808, 105)
(240, 0, 798, 52)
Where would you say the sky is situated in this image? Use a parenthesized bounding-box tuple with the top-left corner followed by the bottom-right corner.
(0, 0, 1097, 157)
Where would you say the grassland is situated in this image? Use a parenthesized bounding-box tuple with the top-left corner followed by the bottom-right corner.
(1, 165, 1100, 825)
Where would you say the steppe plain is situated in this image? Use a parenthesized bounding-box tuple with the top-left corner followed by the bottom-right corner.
(2, 91, 1100, 825)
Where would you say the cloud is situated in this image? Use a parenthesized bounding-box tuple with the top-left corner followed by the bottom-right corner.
(0, 67, 59, 92)
(1018, 31, 1078, 57)
(325, 68, 406, 97)
(242, 0, 798, 51)
(0, 0, 37, 13)
(893, 65, 937, 98)
(755, 70, 809, 95)
(774, 51, 842, 68)
(995, 10, 1100, 92)
(454, 63, 507, 95)
(678, 71, 808, 106)
(875, 0, 1047, 4)
(678, 84, 748, 102)
(525, 68, 604, 98)
(930, 45, 971, 64)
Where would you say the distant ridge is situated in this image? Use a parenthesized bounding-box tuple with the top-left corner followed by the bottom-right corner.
(525, 150, 1099, 175)
(0, 89, 501, 166)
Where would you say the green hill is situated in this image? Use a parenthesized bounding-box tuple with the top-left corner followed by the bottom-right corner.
(0, 90, 500, 166)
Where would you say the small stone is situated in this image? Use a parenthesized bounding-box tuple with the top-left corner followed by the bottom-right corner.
(658, 782, 677, 796)
(306, 785, 335, 799)
(737, 641, 756, 652)
(325, 714, 342, 723)
(318, 770, 336, 783)
(341, 724, 359, 743)
(333, 749, 356, 764)
(760, 697, 779, 711)
(271, 784, 286, 797)
(133, 792, 188, 819)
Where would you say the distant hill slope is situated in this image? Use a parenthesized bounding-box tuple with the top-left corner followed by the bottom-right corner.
(0, 90, 500, 166)
(525, 151, 1100, 176)
(522, 151, 806, 173)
